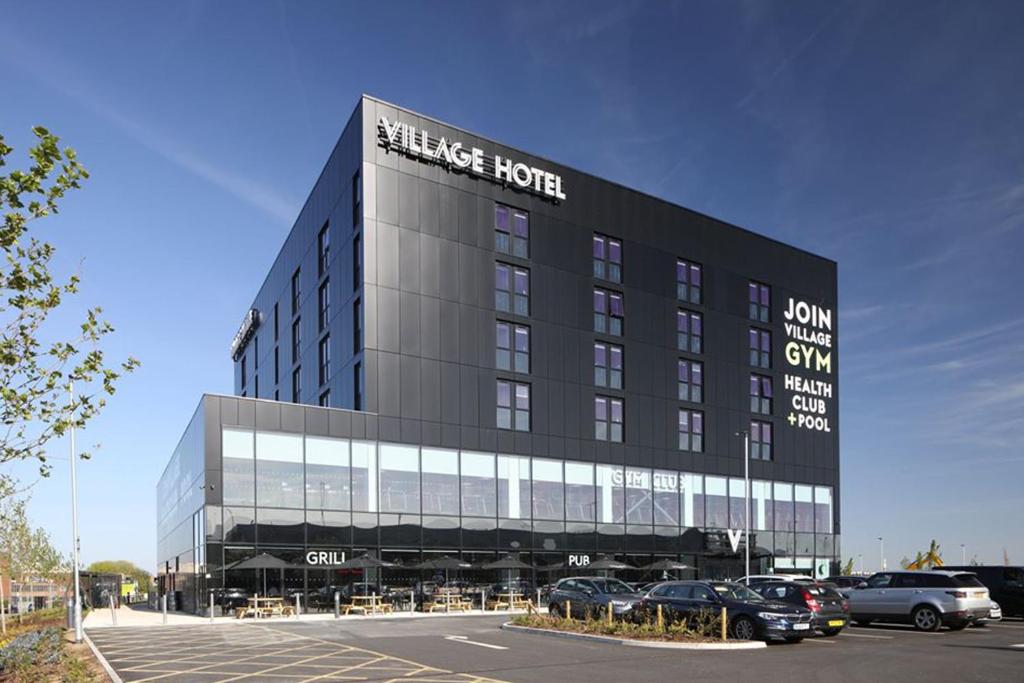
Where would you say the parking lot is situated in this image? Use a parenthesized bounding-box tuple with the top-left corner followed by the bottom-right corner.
(88, 615, 1024, 683)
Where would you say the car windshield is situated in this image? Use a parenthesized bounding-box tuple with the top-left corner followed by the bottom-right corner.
(592, 579, 635, 594)
(713, 583, 764, 602)
(952, 574, 985, 588)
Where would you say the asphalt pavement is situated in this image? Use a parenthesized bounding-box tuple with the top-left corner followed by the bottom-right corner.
(88, 614, 1024, 683)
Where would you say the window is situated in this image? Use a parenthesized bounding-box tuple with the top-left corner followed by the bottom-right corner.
(273, 302, 279, 341)
(291, 268, 301, 315)
(678, 360, 703, 402)
(352, 235, 362, 292)
(677, 310, 703, 353)
(495, 263, 529, 315)
(594, 342, 623, 389)
(352, 170, 361, 226)
(594, 396, 624, 442)
(497, 380, 530, 431)
(496, 322, 530, 373)
(291, 366, 301, 403)
(318, 335, 330, 385)
(318, 280, 330, 331)
(254, 375, 259, 398)
(677, 260, 702, 304)
(494, 205, 529, 258)
(594, 288, 624, 336)
(353, 298, 362, 351)
(291, 319, 301, 361)
(751, 420, 772, 460)
(318, 390, 330, 407)
(593, 235, 622, 283)
(750, 375, 772, 414)
(749, 328, 771, 368)
(273, 346, 279, 384)
(353, 361, 362, 410)
(240, 354, 247, 388)
(318, 222, 330, 276)
(678, 409, 704, 452)
(749, 281, 770, 322)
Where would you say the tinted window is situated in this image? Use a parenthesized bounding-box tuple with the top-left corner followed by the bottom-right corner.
(952, 573, 985, 588)
(665, 584, 691, 599)
(760, 585, 789, 600)
(592, 579, 634, 594)
(892, 574, 922, 588)
(1005, 568, 1023, 587)
(691, 585, 716, 601)
(867, 573, 893, 588)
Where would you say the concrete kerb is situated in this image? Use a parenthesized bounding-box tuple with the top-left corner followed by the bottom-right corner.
(500, 622, 767, 650)
(83, 632, 124, 683)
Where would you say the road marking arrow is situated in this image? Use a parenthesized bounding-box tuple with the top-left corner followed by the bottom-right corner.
(443, 635, 508, 650)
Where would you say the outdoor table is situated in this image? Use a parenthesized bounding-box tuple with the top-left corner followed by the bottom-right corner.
(350, 595, 389, 615)
(488, 592, 529, 611)
(427, 591, 473, 613)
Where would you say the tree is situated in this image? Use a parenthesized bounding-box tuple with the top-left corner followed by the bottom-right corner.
(86, 560, 152, 597)
(1, 126, 139, 487)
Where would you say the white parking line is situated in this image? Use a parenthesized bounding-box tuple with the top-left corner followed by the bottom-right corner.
(806, 638, 837, 644)
(443, 635, 508, 650)
(839, 632, 894, 640)
(1010, 644, 1024, 649)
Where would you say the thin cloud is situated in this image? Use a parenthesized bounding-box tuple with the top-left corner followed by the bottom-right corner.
(0, 31, 298, 224)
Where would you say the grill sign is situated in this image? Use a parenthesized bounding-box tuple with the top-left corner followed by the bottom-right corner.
(305, 551, 346, 566)
(378, 116, 566, 201)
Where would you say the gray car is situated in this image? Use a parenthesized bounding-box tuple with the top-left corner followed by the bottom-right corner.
(848, 570, 990, 631)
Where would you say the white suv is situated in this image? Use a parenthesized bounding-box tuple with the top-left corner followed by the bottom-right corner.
(848, 570, 990, 631)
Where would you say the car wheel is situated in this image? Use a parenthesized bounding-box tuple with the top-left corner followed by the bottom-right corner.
(549, 603, 562, 618)
(912, 605, 941, 632)
(730, 615, 757, 641)
(821, 628, 842, 637)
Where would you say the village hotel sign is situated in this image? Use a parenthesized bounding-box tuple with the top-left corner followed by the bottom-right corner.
(378, 116, 567, 201)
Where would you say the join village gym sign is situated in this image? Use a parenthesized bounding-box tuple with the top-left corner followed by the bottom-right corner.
(377, 116, 567, 201)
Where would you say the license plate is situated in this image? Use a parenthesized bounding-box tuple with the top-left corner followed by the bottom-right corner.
(792, 623, 810, 631)
(827, 620, 845, 627)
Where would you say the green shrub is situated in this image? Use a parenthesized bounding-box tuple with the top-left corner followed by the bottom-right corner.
(510, 608, 724, 642)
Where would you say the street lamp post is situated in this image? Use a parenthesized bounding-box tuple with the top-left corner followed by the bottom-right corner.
(735, 431, 750, 584)
(877, 537, 884, 573)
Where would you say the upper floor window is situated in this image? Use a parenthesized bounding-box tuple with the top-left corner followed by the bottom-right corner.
(749, 328, 771, 368)
(353, 298, 362, 352)
(495, 205, 529, 258)
(595, 396, 624, 442)
(318, 280, 330, 331)
(678, 409, 704, 452)
(496, 321, 530, 373)
(318, 222, 330, 277)
(750, 375, 773, 414)
(594, 342, 623, 390)
(273, 302, 279, 342)
(318, 390, 330, 407)
(677, 310, 703, 353)
(495, 263, 529, 316)
(677, 260, 702, 304)
(291, 268, 301, 315)
(353, 361, 363, 410)
(751, 420, 773, 460)
(318, 336, 331, 385)
(240, 354, 247, 388)
(291, 319, 301, 361)
(291, 366, 301, 403)
(749, 281, 770, 322)
(593, 235, 622, 283)
(352, 170, 361, 226)
(594, 288, 624, 336)
(678, 359, 703, 403)
(353, 234, 362, 291)
(497, 380, 530, 431)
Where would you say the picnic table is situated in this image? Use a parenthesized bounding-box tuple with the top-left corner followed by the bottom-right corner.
(234, 596, 295, 619)
(486, 592, 532, 611)
(424, 590, 474, 613)
(349, 595, 393, 615)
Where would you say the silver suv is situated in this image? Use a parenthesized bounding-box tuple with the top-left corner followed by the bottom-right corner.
(848, 570, 990, 631)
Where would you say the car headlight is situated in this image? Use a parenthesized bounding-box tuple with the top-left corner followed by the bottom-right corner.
(757, 612, 790, 620)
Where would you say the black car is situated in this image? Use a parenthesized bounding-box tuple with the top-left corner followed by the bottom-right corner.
(944, 566, 1024, 618)
(547, 577, 644, 619)
(640, 581, 813, 642)
(752, 581, 849, 636)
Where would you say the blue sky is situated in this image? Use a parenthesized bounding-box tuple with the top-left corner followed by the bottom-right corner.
(1, 1, 1021, 573)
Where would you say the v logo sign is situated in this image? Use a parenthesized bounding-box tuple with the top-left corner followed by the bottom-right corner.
(727, 528, 744, 554)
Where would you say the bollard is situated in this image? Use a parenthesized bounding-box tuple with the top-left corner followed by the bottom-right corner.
(566, 600, 572, 622)
(720, 606, 727, 642)
(536, 588, 541, 610)
(334, 591, 340, 619)
(109, 594, 118, 627)
(606, 603, 613, 626)
(209, 591, 215, 624)
(161, 594, 167, 625)
(657, 604, 664, 632)
(371, 592, 377, 616)
(295, 593, 301, 619)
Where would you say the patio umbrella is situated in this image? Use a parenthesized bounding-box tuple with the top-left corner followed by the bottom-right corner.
(586, 556, 635, 571)
(413, 556, 472, 604)
(481, 555, 534, 600)
(641, 559, 690, 581)
(230, 553, 294, 597)
(337, 554, 396, 597)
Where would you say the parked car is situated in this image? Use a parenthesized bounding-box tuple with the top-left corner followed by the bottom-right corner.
(848, 570, 990, 631)
(751, 581, 849, 636)
(640, 580, 813, 642)
(547, 577, 644, 619)
(736, 574, 815, 584)
(943, 566, 1024, 618)
(825, 575, 868, 598)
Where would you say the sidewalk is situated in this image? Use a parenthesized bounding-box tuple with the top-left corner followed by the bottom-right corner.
(83, 603, 529, 629)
